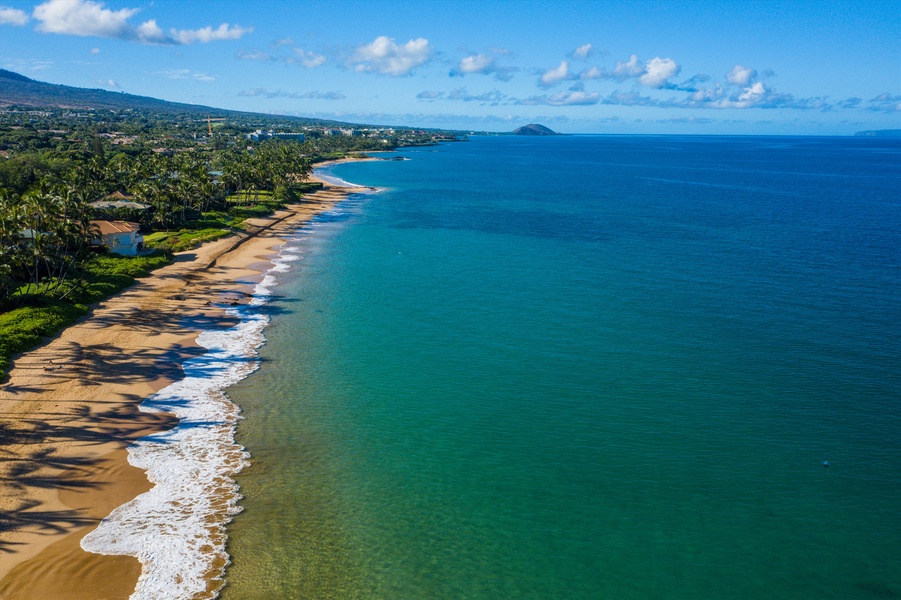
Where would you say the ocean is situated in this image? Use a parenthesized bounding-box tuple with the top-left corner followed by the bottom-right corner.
(94, 135, 901, 598)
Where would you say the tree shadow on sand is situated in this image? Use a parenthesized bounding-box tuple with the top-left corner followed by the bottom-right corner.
(0, 499, 96, 553)
(3, 341, 205, 394)
(0, 287, 283, 556)
(78, 302, 293, 339)
(0, 398, 176, 555)
(0, 450, 104, 555)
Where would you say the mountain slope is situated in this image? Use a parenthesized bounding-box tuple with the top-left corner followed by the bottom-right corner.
(0, 69, 228, 114)
(0, 70, 358, 128)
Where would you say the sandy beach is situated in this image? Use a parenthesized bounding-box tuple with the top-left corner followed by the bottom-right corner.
(0, 175, 366, 599)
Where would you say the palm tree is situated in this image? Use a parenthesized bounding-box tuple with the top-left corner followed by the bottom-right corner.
(0, 189, 24, 302)
(107, 152, 135, 190)
(14, 180, 93, 298)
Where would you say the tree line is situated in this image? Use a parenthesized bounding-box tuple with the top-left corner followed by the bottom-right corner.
(0, 105, 461, 306)
(0, 139, 314, 305)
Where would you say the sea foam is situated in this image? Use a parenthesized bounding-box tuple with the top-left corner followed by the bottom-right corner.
(80, 235, 304, 599)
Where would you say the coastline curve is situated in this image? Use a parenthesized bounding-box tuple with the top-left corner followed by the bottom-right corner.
(79, 172, 374, 599)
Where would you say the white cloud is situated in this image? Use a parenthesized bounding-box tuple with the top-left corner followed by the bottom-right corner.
(727, 65, 757, 86)
(657, 116, 716, 125)
(351, 36, 432, 76)
(520, 90, 600, 106)
(90, 47, 100, 55)
(451, 52, 517, 81)
(34, 0, 137, 37)
(171, 23, 251, 44)
(417, 90, 443, 100)
(639, 57, 680, 87)
(459, 54, 494, 74)
(136, 19, 169, 44)
(572, 43, 592, 59)
(239, 88, 345, 100)
(3, 58, 54, 71)
(237, 46, 326, 68)
(237, 50, 272, 61)
(158, 69, 215, 82)
(99, 78, 119, 87)
(547, 90, 600, 105)
(31, 0, 250, 45)
(299, 90, 345, 100)
(868, 92, 901, 113)
(0, 6, 29, 25)
(599, 54, 681, 87)
(675, 81, 831, 110)
(737, 81, 767, 102)
(613, 54, 643, 80)
(292, 48, 326, 68)
(690, 85, 726, 103)
(447, 87, 506, 103)
(540, 60, 570, 86)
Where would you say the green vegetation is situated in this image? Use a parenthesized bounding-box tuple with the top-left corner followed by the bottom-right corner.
(0, 67, 464, 380)
(143, 228, 231, 252)
(227, 190, 276, 202)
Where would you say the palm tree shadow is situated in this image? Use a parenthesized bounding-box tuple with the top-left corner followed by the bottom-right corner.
(0, 499, 96, 554)
(0, 400, 176, 555)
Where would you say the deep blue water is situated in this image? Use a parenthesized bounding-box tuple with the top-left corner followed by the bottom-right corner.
(223, 135, 901, 599)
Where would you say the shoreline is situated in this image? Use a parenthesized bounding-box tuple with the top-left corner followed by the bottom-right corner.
(0, 170, 370, 599)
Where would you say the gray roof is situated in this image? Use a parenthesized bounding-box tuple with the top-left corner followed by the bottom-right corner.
(89, 200, 150, 210)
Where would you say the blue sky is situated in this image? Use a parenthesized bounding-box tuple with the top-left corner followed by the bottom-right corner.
(1, 0, 899, 134)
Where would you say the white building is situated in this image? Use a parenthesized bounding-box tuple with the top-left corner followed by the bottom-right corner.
(91, 220, 144, 256)
(246, 130, 305, 142)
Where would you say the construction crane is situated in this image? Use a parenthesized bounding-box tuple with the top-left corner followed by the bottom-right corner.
(207, 116, 226, 136)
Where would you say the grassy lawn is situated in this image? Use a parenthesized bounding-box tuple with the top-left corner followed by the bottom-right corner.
(143, 209, 256, 252)
(144, 228, 232, 252)
(226, 190, 276, 203)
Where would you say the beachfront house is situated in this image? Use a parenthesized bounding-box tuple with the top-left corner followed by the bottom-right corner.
(90, 220, 144, 256)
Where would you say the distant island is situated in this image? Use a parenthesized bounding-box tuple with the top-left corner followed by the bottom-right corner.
(512, 124, 558, 136)
(853, 129, 901, 138)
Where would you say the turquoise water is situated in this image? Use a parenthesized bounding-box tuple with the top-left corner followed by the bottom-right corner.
(222, 136, 901, 599)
